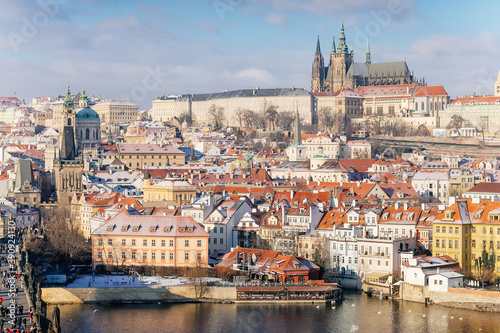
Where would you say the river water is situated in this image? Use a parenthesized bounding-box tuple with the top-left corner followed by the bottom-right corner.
(58, 291, 500, 333)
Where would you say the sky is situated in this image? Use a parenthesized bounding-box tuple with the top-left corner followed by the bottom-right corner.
(0, 0, 499, 109)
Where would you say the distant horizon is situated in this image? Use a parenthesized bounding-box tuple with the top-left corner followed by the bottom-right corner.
(1, 1, 499, 109)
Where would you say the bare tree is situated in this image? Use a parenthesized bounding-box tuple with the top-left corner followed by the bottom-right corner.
(179, 111, 193, 126)
(446, 115, 464, 136)
(265, 105, 279, 131)
(415, 124, 431, 137)
(276, 111, 294, 131)
(242, 109, 257, 129)
(233, 108, 246, 128)
(318, 107, 334, 130)
(187, 260, 208, 299)
(208, 104, 226, 129)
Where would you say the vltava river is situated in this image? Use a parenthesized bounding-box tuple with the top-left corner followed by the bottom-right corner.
(59, 291, 500, 333)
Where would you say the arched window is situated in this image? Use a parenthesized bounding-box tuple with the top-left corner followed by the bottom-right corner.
(93, 129, 96, 139)
(435, 101, 438, 111)
(68, 118, 72, 126)
(421, 102, 424, 111)
(86, 128, 90, 140)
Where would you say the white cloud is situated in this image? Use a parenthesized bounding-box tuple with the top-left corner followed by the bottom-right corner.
(234, 68, 274, 85)
(265, 12, 288, 26)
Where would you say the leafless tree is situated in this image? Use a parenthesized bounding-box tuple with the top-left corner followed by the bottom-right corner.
(265, 105, 279, 130)
(276, 111, 294, 131)
(446, 115, 464, 136)
(208, 104, 226, 129)
(415, 124, 431, 137)
(318, 107, 334, 130)
(179, 111, 193, 126)
(187, 260, 208, 299)
(233, 108, 246, 128)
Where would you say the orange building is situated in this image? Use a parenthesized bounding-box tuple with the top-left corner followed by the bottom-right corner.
(91, 208, 209, 269)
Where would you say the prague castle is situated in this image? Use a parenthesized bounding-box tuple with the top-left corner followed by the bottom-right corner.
(311, 22, 419, 93)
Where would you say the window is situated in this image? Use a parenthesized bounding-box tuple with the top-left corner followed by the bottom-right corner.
(108, 239, 112, 246)
(449, 240, 452, 248)
(132, 239, 136, 246)
(97, 251, 102, 259)
(161, 240, 165, 247)
(455, 227, 459, 234)
(169, 240, 174, 247)
(122, 252, 126, 259)
(143, 239, 147, 246)
(472, 227, 476, 233)
(449, 227, 453, 233)
(152, 253, 156, 260)
(455, 240, 458, 248)
(152, 240, 156, 247)
(219, 227, 223, 233)
(108, 251, 112, 258)
(197, 240, 202, 247)
(439, 280, 442, 285)
(197, 253, 201, 261)
(131, 251, 136, 259)
(185, 240, 189, 247)
(220, 238, 223, 244)
(214, 238, 217, 244)
(98, 239, 103, 246)
(169, 252, 174, 260)
(472, 240, 476, 248)
(122, 239, 126, 246)
(184, 252, 189, 261)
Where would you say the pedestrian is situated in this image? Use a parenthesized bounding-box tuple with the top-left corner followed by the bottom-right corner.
(18, 305, 22, 316)
(22, 318, 26, 330)
(29, 310, 32, 323)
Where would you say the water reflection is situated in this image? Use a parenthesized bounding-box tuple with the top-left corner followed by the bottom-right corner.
(59, 291, 500, 333)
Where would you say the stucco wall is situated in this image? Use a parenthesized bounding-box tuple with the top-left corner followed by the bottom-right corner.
(42, 286, 237, 304)
(430, 288, 500, 305)
(400, 283, 429, 303)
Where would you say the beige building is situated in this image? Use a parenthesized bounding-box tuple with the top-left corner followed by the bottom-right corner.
(92, 100, 139, 126)
(91, 209, 210, 269)
(116, 143, 185, 169)
(142, 175, 197, 206)
(151, 88, 315, 126)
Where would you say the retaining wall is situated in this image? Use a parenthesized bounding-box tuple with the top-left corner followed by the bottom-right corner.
(42, 286, 237, 304)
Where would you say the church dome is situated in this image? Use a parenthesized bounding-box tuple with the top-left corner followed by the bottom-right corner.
(75, 107, 99, 119)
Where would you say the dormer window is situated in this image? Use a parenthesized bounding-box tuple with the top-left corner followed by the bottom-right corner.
(107, 225, 114, 232)
(132, 226, 140, 232)
(396, 212, 403, 221)
(187, 227, 194, 232)
(150, 226, 157, 232)
(164, 226, 172, 232)
(475, 210, 483, 218)
(180, 227, 186, 232)
(408, 212, 415, 221)
(121, 225, 129, 232)
(382, 212, 389, 220)
(444, 210, 455, 220)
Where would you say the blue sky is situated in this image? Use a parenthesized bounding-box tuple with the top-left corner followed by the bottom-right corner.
(0, 0, 499, 109)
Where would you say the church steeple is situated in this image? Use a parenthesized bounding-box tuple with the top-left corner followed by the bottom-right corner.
(365, 38, 371, 66)
(315, 35, 321, 55)
(336, 19, 349, 54)
(79, 83, 88, 108)
(293, 107, 302, 146)
(311, 35, 325, 92)
(63, 83, 74, 111)
(331, 36, 336, 54)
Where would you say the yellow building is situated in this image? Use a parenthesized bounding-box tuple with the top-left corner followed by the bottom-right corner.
(433, 200, 500, 277)
(432, 203, 472, 272)
(117, 143, 185, 169)
(92, 100, 138, 125)
(142, 174, 197, 206)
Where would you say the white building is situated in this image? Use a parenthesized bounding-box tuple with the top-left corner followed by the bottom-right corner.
(411, 170, 449, 203)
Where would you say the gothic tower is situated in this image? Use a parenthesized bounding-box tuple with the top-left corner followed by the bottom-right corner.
(53, 84, 83, 206)
(311, 36, 325, 92)
(330, 20, 354, 92)
(365, 38, 371, 66)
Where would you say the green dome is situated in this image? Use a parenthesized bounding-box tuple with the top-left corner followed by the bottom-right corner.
(75, 107, 99, 119)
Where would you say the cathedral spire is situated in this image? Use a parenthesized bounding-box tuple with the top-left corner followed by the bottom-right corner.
(315, 35, 321, 55)
(293, 106, 302, 146)
(331, 36, 336, 54)
(365, 38, 371, 66)
(336, 19, 349, 54)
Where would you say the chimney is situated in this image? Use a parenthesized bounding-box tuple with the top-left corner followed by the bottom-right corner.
(437, 267, 440, 274)
(177, 194, 182, 210)
(403, 203, 408, 211)
(290, 190, 294, 200)
(449, 196, 456, 206)
(395, 202, 399, 210)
